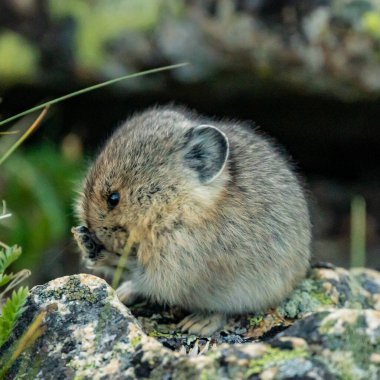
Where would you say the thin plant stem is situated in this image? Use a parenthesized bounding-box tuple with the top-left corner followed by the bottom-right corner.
(1, 200, 7, 214)
(0, 200, 11, 219)
(0, 241, 9, 249)
(0, 107, 49, 166)
(0, 270, 31, 299)
(112, 242, 131, 289)
(0, 311, 46, 378)
(350, 195, 366, 267)
(0, 63, 188, 128)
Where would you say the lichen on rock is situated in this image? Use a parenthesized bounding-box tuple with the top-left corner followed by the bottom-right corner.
(1, 266, 379, 379)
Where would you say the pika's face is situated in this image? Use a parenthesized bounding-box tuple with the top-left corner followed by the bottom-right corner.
(73, 109, 229, 270)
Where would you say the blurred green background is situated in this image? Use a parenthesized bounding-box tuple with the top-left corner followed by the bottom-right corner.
(1, 0, 380, 285)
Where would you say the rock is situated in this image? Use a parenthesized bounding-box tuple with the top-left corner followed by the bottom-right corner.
(1, 266, 380, 379)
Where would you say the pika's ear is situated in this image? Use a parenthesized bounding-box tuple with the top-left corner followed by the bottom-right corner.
(183, 125, 229, 184)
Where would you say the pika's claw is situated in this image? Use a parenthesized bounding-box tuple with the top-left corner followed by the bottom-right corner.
(116, 280, 138, 306)
(178, 313, 225, 336)
(178, 313, 203, 331)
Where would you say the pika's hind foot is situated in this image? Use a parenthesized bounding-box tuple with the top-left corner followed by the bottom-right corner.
(116, 281, 138, 306)
(178, 313, 226, 336)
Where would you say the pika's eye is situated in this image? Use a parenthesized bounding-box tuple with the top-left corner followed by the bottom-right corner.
(107, 192, 120, 210)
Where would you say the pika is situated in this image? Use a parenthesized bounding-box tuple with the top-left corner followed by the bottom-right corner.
(72, 106, 311, 336)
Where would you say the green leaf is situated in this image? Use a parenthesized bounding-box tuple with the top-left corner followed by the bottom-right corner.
(0, 273, 14, 287)
(0, 286, 29, 348)
(0, 269, 30, 298)
(0, 246, 22, 276)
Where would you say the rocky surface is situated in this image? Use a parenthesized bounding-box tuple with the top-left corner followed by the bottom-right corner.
(1, 264, 380, 379)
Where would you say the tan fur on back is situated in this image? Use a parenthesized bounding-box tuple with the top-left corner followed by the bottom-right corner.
(75, 106, 311, 314)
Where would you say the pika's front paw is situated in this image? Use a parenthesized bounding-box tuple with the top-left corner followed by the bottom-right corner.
(71, 226, 104, 262)
(116, 280, 139, 306)
(178, 313, 226, 336)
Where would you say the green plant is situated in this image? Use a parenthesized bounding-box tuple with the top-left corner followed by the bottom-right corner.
(0, 205, 30, 348)
(0, 143, 85, 274)
(0, 122, 48, 378)
(0, 285, 29, 347)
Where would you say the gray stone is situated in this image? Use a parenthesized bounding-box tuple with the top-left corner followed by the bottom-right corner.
(1, 266, 380, 379)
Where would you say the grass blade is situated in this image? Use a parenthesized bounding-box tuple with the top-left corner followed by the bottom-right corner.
(0, 107, 49, 166)
(0, 311, 46, 378)
(0, 63, 188, 128)
(112, 243, 131, 289)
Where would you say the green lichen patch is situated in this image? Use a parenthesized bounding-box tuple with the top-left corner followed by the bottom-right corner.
(3, 269, 379, 379)
(44, 276, 104, 304)
(246, 347, 309, 377)
(95, 303, 113, 339)
(148, 330, 181, 339)
(345, 322, 376, 370)
(131, 335, 141, 347)
(311, 288, 334, 306)
(315, 310, 380, 379)
(277, 279, 334, 319)
(322, 312, 377, 367)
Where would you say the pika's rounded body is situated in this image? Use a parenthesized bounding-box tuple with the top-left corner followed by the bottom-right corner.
(73, 107, 311, 335)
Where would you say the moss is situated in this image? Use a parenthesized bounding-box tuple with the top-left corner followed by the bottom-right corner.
(249, 315, 264, 327)
(246, 347, 308, 377)
(0, 31, 38, 83)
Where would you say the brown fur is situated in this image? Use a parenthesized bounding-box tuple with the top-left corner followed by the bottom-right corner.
(73, 106, 311, 331)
